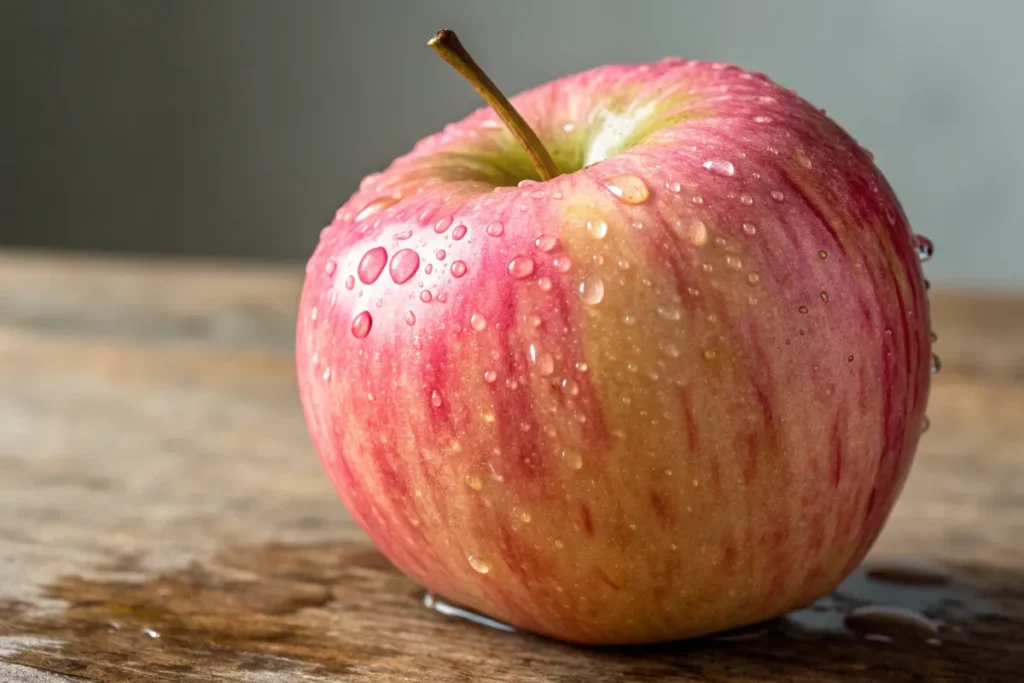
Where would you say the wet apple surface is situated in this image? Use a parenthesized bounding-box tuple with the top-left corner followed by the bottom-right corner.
(297, 34, 932, 643)
(1, 251, 1022, 681)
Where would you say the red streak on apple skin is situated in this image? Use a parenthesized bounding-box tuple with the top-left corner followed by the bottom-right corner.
(296, 58, 931, 644)
(830, 411, 845, 487)
(647, 489, 674, 528)
(580, 504, 595, 537)
(595, 567, 621, 592)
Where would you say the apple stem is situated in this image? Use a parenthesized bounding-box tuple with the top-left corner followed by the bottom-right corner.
(429, 29, 560, 181)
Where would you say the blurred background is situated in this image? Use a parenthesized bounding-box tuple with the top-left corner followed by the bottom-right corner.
(2, 0, 1020, 287)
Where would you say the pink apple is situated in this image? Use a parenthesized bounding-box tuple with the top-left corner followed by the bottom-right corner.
(296, 32, 932, 644)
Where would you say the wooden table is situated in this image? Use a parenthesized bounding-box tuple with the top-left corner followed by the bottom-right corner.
(1, 250, 1021, 682)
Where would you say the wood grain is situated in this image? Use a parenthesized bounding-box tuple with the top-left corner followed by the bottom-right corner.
(1, 249, 1022, 682)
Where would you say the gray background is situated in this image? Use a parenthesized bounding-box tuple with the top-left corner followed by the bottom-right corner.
(3, 0, 1021, 288)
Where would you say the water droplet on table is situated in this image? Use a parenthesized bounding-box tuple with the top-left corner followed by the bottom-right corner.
(845, 605, 939, 640)
(865, 558, 951, 586)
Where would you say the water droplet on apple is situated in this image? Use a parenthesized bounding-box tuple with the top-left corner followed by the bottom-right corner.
(662, 343, 680, 358)
(740, 194, 754, 206)
(395, 229, 413, 241)
(603, 174, 650, 204)
(471, 312, 487, 331)
(770, 190, 785, 202)
(848, 354, 855, 362)
(405, 311, 416, 326)
(451, 260, 468, 278)
(350, 311, 372, 339)
(486, 221, 505, 237)
(430, 389, 443, 408)
(310, 306, 318, 322)
(753, 115, 773, 124)
(796, 149, 813, 169)
(587, 218, 609, 239)
(561, 378, 580, 396)
(507, 255, 536, 279)
(931, 353, 941, 374)
(537, 276, 553, 291)
(747, 272, 761, 286)
(324, 259, 337, 276)
(529, 344, 555, 376)
(321, 367, 333, 381)
(483, 369, 498, 384)
(420, 290, 432, 303)
(434, 216, 453, 234)
(818, 249, 829, 260)
(435, 249, 447, 261)
(666, 181, 682, 193)
(742, 222, 757, 235)
(513, 507, 532, 523)
(553, 256, 573, 273)
(535, 233, 560, 252)
(798, 305, 809, 314)
(465, 474, 483, 491)
(725, 255, 743, 271)
(344, 275, 355, 290)
(914, 234, 934, 262)
(412, 337, 423, 350)
(389, 249, 420, 284)
(355, 196, 398, 222)
(692, 195, 705, 205)
(561, 449, 583, 470)
(820, 291, 830, 302)
(452, 224, 468, 241)
(577, 277, 605, 305)
(357, 247, 388, 284)
(702, 159, 735, 177)
(654, 308, 684, 328)
(704, 349, 717, 360)
(468, 555, 491, 574)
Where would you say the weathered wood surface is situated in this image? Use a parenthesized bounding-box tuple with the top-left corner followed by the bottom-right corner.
(1, 249, 1021, 682)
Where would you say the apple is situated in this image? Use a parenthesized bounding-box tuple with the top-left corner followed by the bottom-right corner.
(296, 30, 932, 644)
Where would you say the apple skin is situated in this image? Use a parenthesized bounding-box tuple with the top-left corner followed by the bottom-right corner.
(296, 59, 931, 644)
